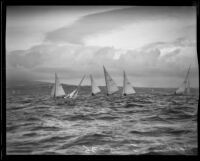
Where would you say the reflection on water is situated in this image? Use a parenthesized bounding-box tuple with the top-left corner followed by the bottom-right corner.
(6, 85, 198, 155)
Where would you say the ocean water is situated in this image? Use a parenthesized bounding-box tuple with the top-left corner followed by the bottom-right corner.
(6, 83, 198, 155)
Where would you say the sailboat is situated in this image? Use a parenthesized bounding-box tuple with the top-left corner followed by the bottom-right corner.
(103, 66, 119, 95)
(90, 74, 101, 96)
(122, 70, 136, 96)
(175, 65, 191, 95)
(51, 73, 66, 98)
(64, 75, 85, 99)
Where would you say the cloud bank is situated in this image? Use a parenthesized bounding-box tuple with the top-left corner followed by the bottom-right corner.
(6, 6, 198, 88)
(6, 37, 198, 87)
(45, 6, 195, 45)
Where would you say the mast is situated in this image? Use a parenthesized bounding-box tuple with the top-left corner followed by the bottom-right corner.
(79, 75, 85, 87)
(75, 75, 85, 96)
(186, 64, 191, 95)
(183, 64, 191, 85)
(51, 72, 57, 98)
(90, 74, 101, 95)
(103, 66, 108, 95)
(90, 74, 94, 95)
(122, 71, 126, 95)
(175, 64, 191, 95)
(66, 75, 85, 99)
(54, 72, 57, 98)
(186, 76, 190, 95)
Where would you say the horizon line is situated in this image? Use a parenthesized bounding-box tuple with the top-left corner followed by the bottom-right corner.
(6, 80, 199, 89)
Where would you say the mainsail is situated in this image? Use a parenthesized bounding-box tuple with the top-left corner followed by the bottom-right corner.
(65, 75, 85, 99)
(90, 74, 101, 95)
(51, 73, 66, 98)
(103, 66, 119, 95)
(175, 65, 191, 95)
(122, 71, 136, 95)
(186, 78, 190, 94)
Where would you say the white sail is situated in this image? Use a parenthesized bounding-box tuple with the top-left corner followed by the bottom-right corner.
(175, 82, 186, 94)
(66, 89, 78, 99)
(51, 84, 55, 97)
(122, 71, 136, 95)
(65, 75, 85, 99)
(175, 65, 191, 95)
(103, 66, 119, 95)
(90, 75, 101, 95)
(69, 89, 77, 97)
(51, 73, 66, 98)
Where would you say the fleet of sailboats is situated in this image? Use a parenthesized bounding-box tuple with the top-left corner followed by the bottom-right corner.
(175, 65, 191, 95)
(51, 64, 193, 100)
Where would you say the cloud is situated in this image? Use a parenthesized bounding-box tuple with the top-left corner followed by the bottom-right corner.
(138, 37, 196, 51)
(6, 6, 197, 87)
(6, 6, 132, 52)
(6, 36, 198, 87)
(45, 6, 195, 45)
(128, 37, 197, 76)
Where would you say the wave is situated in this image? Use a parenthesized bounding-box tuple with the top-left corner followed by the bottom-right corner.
(6, 86, 198, 155)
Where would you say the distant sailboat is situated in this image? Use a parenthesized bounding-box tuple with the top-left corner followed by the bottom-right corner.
(90, 74, 101, 96)
(65, 75, 85, 99)
(103, 66, 119, 95)
(122, 71, 136, 96)
(175, 65, 191, 95)
(51, 73, 66, 98)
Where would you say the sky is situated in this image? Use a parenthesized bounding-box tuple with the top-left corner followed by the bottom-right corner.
(6, 6, 198, 88)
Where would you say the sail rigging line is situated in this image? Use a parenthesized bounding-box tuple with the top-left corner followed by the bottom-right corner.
(175, 64, 191, 95)
(65, 75, 85, 99)
(77, 75, 85, 90)
(52, 72, 57, 98)
(75, 75, 85, 96)
(122, 71, 125, 95)
(103, 66, 108, 95)
(183, 64, 191, 84)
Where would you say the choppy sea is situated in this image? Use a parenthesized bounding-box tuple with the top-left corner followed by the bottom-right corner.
(6, 83, 198, 155)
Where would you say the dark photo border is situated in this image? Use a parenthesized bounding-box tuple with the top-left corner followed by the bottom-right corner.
(1, 0, 199, 160)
